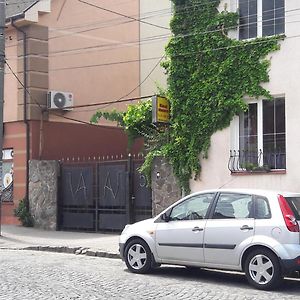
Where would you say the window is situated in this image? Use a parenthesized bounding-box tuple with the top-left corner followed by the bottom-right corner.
(254, 196, 271, 219)
(239, 0, 257, 39)
(285, 197, 300, 220)
(239, 102, 258, 159)
(262, 98, 285, 168)
(238, 98, 286, 170)
(262, 0, 285, 37)
(239, 0, 285, 40)
(169, 193, 215, 221)
(213, 193, 253, 219)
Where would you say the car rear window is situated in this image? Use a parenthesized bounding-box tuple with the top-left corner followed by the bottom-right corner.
(285, 197, 300, 220)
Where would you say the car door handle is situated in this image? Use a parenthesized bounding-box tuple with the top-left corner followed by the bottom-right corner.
(240, 225, 253, 231)
(192, 226, 204, 232)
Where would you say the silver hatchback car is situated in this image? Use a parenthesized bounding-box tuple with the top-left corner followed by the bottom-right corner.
(119, 189, 300, 290)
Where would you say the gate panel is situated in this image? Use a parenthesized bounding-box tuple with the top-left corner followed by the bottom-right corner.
(62, 211, 94, 229)
(132, 161, 152, 222)
(62, 166, 94, 206)
(97, 162, 128, 231)
(59, 165, 96, 231)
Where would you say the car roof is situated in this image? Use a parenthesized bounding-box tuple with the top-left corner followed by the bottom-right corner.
(154, 188, 300, 219)
(188, 188, 300, 199)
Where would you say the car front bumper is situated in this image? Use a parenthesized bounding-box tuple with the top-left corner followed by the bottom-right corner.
(119, 243, 125, 260)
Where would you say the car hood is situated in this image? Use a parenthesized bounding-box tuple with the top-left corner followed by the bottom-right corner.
(131, 217, 155, 228)
(122, 217, 155, 235)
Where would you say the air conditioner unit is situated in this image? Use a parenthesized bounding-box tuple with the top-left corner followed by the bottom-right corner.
(47, 91, 74, 111)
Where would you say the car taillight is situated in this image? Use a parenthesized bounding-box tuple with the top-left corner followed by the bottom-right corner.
(278, 195, 300, 232)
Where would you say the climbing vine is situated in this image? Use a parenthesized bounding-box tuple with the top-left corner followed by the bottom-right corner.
(91, 100, 156, 149)
(160, 0, 282, 193)
(92, 0, 283, 194)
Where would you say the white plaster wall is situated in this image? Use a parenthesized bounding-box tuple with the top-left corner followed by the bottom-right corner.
(191, 0, 300, 193)
(139, 0, 171, 96)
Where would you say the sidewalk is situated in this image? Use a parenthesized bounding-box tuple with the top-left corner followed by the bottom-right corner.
(0, 225, 120, 259)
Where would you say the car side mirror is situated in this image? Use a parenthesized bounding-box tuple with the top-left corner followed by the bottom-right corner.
(161, 212, 170, 222)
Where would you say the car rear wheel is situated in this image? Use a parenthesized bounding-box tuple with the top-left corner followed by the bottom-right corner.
(244, 248, 283, 290)
(124, 239, 152, 274)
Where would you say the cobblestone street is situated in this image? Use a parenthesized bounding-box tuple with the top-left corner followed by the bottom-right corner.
(1, 249, 300, 300)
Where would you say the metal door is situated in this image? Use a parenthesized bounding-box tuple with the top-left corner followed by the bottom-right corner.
(58, 165, 95, 231)
(97, 162, 128, 231)
(132, 161, 152, 222)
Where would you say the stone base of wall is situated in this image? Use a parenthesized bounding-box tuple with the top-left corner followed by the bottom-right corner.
(151, 157, 182, 216)
(29, 160, 59, 230)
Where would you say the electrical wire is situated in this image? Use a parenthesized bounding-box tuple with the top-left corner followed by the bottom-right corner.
(4, 59, 157, 126)
(5, 5, 296, 58)
(4, 17, 296, 76)
(77, 0, 170, 31)
(49, 56, 161, 72)
(3, 1, 298, 116)
(47, 33, 286, 72)
(5, 12, 292, 63)
(56, 0, 68, 21)
(5, 29, 290, 106)
(4, 25, 295, 77)
(86, 55, 166, 112)
(49, 1, 286, 32)
(5, 4, 299, 54)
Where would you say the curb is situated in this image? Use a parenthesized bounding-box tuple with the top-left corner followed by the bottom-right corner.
(0, 245, 121, 259)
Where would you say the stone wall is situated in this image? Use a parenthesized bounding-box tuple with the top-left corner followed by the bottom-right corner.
(151, 157, 182, 216)
(29, 160, 59, 230)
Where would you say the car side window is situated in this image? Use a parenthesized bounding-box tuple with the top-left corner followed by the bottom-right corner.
(169, 193, 215, 221)
(213, 193, 253, 219)
(254, 196, 271, 219)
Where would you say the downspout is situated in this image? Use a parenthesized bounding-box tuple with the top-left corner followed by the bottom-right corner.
(11, 20, 30, 210)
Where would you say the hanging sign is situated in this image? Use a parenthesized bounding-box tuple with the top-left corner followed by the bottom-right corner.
(152, 95, 170, 124)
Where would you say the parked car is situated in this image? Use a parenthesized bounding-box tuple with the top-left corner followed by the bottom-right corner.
(119, 189, 300, 290)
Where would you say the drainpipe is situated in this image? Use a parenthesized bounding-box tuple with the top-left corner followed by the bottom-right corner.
(11, 20, 30, 211)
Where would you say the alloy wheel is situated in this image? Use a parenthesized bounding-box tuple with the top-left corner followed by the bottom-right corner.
(248, 254, 274, 285)
(127, 243, 147, 270)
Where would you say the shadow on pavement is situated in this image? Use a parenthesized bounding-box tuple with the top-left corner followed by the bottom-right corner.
(144, 266, 300, 294)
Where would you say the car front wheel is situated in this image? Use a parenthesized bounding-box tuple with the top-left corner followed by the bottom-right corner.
(244, 248, 283, 290)
(124, 239, 152, 274)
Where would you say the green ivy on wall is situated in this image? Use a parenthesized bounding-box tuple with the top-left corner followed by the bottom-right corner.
(91, 0, 283, 194)
(160, 0, 282, 193)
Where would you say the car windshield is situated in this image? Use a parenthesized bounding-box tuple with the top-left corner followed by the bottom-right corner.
(285, 197, 300, 220)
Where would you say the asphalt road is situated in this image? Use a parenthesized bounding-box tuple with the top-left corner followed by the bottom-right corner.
(1, 249, 300, 300)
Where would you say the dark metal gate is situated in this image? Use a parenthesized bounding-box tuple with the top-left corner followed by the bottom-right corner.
(58, 156, 152, 232)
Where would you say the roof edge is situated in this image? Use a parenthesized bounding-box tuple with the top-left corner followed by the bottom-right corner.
(5, 0, 51, 22)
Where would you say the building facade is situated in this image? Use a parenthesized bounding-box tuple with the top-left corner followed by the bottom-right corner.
(3, 0, 143, 224)
(140, 0, 300, 203)
(4, 0, 298, 224)
(190, 0, 300, 193)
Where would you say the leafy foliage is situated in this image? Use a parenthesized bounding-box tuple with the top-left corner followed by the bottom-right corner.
(91, 101, 156, 148)
(14, 199, 34, 227)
